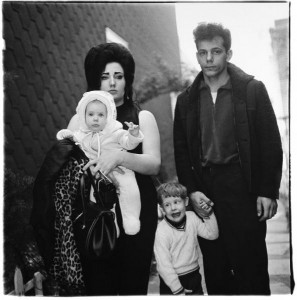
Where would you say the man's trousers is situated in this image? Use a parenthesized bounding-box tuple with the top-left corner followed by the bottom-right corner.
(198, 163, 270, 295)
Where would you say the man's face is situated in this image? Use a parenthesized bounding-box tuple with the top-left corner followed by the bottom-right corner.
(196, 36, 232, 79)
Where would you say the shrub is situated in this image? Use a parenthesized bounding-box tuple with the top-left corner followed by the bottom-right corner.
(3, 168, 45, 294)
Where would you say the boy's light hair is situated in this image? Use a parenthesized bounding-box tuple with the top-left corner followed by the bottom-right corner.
(157, 182, 187, 206)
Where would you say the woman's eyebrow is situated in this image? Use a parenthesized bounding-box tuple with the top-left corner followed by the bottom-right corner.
(102, 71, 123, 74)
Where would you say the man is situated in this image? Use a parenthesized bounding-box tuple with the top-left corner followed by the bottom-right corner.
(173, 22, 282, 295)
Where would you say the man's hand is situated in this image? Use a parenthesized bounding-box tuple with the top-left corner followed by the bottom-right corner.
(257, 197, 278, 221)
(190, 191, 214, 219)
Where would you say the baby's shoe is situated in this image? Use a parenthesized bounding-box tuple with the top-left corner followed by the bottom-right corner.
(123, 217, 140, 235)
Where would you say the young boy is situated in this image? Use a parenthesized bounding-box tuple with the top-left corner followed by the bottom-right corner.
(154, 182, 219, 295)
(57, 90, 144, 235)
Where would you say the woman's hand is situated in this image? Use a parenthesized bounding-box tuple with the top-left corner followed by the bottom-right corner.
(83, 150, 125, 176)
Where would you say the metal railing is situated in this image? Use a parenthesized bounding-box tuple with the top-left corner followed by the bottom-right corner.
(8, 267, 44, 296)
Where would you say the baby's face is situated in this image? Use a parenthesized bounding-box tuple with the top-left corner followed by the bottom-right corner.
(85, 100, 107, 132)
(161, 196, 188, 223)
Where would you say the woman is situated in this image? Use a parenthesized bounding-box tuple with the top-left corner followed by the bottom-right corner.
(68, 43, 161, 295)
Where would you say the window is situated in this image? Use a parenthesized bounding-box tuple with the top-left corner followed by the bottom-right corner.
(105, 27, 129, 49)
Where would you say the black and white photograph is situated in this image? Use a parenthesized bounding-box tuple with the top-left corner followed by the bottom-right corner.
(2, 0, 294, 296)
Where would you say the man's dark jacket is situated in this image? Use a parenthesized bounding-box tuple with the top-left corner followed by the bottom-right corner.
(174, 62, 283, 200)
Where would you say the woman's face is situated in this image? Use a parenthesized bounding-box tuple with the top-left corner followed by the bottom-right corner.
(100, 62, 126, 106)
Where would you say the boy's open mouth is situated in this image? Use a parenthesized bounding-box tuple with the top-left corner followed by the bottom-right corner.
(172, 212, 181, 218)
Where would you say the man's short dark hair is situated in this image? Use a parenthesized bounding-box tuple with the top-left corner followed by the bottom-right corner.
(193, 22, 232, 51)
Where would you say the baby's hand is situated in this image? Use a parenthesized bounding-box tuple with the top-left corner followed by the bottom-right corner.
(125, 121, 140, 137)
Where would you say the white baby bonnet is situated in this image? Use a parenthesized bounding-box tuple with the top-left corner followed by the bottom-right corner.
(76, 90, 117, 132)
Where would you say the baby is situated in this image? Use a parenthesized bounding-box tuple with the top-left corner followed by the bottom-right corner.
(57, 90, 143, 235)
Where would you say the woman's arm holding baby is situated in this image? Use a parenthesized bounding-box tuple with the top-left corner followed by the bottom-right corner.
(84, 110, 161, 176)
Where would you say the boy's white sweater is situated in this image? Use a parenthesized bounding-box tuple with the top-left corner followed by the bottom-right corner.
(154, 211, 219, 294)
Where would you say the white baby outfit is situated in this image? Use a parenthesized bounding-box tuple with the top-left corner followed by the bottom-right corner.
(57, 91, 144, 235)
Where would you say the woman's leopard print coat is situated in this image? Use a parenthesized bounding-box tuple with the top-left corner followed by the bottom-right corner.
(49, 157, 87, 295)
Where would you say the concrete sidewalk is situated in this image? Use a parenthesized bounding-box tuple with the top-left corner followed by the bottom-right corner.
(266, 200, 292, 294)
(148, 201, 293, 295)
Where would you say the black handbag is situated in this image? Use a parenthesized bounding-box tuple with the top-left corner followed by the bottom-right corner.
(73, 168, 118, 260)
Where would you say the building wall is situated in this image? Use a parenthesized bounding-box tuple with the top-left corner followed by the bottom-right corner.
(141, 93, 177, 182)
(3, 2, 181, 178)
(270, 18, 289, 118)
(269, 18, 289, 207)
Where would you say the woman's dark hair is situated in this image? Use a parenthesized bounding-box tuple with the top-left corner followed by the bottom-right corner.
(193, 22, 232, 52)
(84, 42, 135, 106)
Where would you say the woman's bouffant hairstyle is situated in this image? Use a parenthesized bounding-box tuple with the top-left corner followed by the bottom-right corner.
(84, 43, 135, 106)
(157, 182, 188, 206)
(193, 22, 232, 52)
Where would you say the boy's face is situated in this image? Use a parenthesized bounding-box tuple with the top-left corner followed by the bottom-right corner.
(85, 100, 107, 132)
(161, 196, 189, 223)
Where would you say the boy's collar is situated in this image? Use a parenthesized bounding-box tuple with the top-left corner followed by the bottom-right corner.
(165, 214, 187, 230)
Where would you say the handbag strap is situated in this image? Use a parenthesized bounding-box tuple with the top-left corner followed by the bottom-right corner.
(86, 168, 105, 207)
(79, 168, 113, 223)
(78, 169, 99, 225)
(79, 169, 104, 228)
(80, 168, 107, 208)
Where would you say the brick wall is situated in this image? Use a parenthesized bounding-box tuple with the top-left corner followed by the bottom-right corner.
(3, 2, 181, 178)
